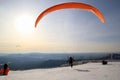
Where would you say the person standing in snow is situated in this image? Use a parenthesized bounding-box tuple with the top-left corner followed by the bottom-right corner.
(0, 63, 10, 75)
(68, 56, 74, 68)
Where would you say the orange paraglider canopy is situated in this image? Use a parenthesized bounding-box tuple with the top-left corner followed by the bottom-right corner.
(0, 67, 10, 75)
(35, 2, 104, 27)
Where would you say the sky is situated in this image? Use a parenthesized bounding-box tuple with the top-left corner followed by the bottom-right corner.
(0, 0, 120, 53)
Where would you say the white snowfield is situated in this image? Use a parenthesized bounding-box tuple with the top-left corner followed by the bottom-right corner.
(0, 62, 120, 80)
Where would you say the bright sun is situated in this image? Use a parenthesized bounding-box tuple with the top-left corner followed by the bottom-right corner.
(15, 14, 35, 35)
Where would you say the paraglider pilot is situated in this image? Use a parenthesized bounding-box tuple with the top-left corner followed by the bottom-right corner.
(68, 56, 74, 68)
(0, 63, 10, 75)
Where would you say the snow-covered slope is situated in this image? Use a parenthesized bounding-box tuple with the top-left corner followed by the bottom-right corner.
(1, 62, 120, 80)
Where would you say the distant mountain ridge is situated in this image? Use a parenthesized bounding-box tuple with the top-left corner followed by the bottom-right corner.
(0, 52, 120, 70)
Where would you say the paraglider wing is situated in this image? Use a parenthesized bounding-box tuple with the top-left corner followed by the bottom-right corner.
(35, 2, 104, 27)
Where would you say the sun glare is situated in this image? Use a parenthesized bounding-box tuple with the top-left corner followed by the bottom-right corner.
(15, 14, 35, 35)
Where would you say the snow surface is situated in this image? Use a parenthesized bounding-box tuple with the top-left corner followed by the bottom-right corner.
(0, 62, 120, 80)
